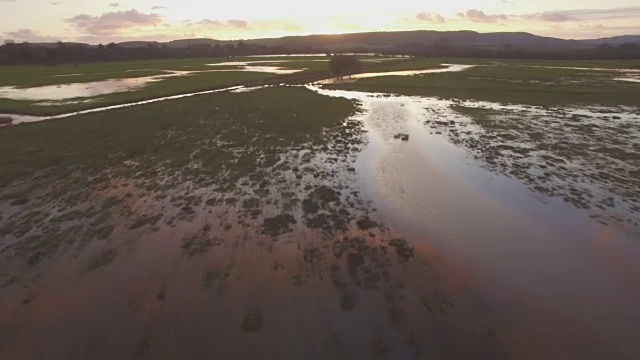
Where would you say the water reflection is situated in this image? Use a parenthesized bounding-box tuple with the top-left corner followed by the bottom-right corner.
(0, 77, 162, 101)
(306, 84, 640, 356)
(316, 64, 476, 84)
(0, 70, 202, 101)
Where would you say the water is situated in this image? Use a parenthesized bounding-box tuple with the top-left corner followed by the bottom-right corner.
(0, 70, 204, 102)
(616, 77, 640, 83)
(2, 61, 639, 357)
(0, 86, 243, 125)
(316, 64, 476, 84)
(307, 85, 640, 358)
(0, 77, 164, 101)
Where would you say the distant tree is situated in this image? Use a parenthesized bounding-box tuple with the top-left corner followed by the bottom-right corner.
(329, 54, 361, 75)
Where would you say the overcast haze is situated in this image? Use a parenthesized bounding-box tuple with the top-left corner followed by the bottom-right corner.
(1, 0, 639, 44)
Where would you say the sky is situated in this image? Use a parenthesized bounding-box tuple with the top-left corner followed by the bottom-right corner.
(1, 0, 639, 44)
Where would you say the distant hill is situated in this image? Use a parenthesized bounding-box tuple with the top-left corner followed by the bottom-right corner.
(3, 30, 638, 66)
(10, 30, 640, 52)
(580, 35, 640, 46)
(243, 30, 640, 51)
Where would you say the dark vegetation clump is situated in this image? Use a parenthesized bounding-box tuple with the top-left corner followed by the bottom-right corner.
(262, 213, 296, 237)
(340, 291, 359, 311)
(86, 248, 118, 270)
(389, 239, 415, 261)
(128, 214, 162, 229)
(9, 196, 29, 206)
(241, 309, 264, 333)
(329, 55, 362, 76)
(181, 233, 217, 257)
(356, 217, 378, 230)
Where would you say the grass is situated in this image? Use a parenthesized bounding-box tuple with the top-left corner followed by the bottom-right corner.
(0, 56, 330, 88)
(0, 55, 434, 115)
(329, 61, 640, 107)
(0, 87, 357, 268)
(0, 55, 346, 88)
(0, 70, 277, 115)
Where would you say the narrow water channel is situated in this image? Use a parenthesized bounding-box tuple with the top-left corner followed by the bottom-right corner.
(307, 85, 640, 359)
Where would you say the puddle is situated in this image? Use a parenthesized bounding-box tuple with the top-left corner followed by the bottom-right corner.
(306, 84, 640, 358)
(0, 85, 244, 125)
(0, 77, 164, 101)
(616, 77, 640, 83)
(228, 66, 304, 74)
(207, 60, 321, 74)
(50, 73, 85, 78)
(0, 70, 206, 102)
(522, 65, 640, 73)
(316, 64, 476, 84)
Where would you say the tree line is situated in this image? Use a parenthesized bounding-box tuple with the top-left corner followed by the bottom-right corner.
(0, 41, 295, 65)
(1, 39, 639, 66)
(383, 41, 640, 60)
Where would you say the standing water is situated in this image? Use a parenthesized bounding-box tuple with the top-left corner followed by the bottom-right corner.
(307, 85, 640, 359)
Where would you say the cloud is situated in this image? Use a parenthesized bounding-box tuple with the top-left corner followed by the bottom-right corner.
(197, 19, 248, 29)
(458, 9, 508, 23)
(539, 12, 577, 22)
(197, 19, 225, 27)
(75, 33, 176, 45)
(3, 29, 61, 42)
(560, 6, 640, 20)
(65, 9, 164, 35)
(416, 12, 445, 24)
(227, 19, 248, 28)
(522, 7, 640, 23)
(521, 11, 577, 22)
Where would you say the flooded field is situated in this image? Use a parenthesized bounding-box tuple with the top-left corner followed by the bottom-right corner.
(1, 57, 639, 359)
(0, 55, 399, 115)
(308, 85, 640, 358)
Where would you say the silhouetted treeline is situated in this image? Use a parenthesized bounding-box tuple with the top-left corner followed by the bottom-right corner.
(382, 41, 640, 60)
(1, 39, 639, 66)
(0, 41, 296, 65)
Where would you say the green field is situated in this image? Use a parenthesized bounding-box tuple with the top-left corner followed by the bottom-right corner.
(0, 56, 331, 88)
(0, 71, 280, 115)
(0, 55, 407, 115)
(329, 59, 640, 107)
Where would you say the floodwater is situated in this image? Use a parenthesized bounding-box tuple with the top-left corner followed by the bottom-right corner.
(0, 70, 204, 102)
(1, 62, 640, 358)
(316, 64, 476, 84)
(307, 85, 640, 359)
(616, 77, 640, 83)
(0, 86, 243, 125)
(0, 64, 302, 104)
(0, 77, 164, 101)
(0, 63, 473, 124)
(207, 60, 320, 74)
